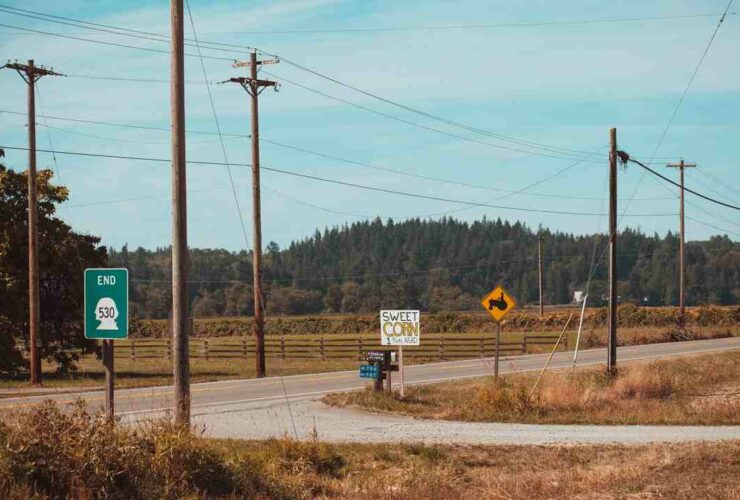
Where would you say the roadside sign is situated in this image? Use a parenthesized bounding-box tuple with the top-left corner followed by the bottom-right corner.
(366, 350, 390, 363)
(84, 268, 129, 339)
(380, 310, 420, 346)
(480, 285, 516, 322)
(360, 364, 380, 379)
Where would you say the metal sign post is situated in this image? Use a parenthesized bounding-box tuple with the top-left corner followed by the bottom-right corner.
(480, 285, 517, 381)
(398, 346, 405, 398)
(495, 322, 501, 379)
(84, 268, 128, 421)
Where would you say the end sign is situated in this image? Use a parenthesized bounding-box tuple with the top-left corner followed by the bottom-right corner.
(84, 268, 128, 339)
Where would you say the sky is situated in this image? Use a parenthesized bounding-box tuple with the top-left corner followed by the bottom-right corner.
(0, 0, 738, 251)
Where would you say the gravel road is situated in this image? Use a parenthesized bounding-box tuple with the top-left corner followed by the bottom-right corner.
(192, 398, 740, 445)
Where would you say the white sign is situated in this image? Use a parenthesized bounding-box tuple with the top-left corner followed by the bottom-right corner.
(380, 310, 420, 346)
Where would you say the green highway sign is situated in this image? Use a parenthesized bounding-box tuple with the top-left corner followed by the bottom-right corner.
(84, 268, 129, 339)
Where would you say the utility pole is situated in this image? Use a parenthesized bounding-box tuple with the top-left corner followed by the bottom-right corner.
(1, 59, 63, 385)
(538, 235, 544, 317)
(170, 0, 190, 425)
(666, 159, 695, 328)
(226, 52, 278, 378)
(607, 128, 618, 376)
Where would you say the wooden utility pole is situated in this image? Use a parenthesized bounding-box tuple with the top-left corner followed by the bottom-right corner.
(170, 0, 190, 425)
(538, 235, 544, 317)
(607, 128, 618, 376)
(666, 159, 695, 327)
(226, 52, 278, 378)
(1, 59, 63, 385)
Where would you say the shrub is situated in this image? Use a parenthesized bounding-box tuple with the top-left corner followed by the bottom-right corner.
(0, 403, 346, 498)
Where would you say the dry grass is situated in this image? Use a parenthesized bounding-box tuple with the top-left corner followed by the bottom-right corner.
(325, 350, 740, 425)
(0, 402, 738, 499)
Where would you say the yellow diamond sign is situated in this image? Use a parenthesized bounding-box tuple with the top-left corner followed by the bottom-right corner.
(480, 285, 516, 322)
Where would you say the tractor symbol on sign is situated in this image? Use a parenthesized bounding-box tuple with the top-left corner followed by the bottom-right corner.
(487, 291, 508, 311)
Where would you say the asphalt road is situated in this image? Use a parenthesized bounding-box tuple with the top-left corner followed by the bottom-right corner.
(1, 337, 737, 425)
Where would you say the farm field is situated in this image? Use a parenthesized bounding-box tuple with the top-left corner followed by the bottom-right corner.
(324, 350, 740, 426)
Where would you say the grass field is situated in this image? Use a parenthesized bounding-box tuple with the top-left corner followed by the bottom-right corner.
(1, 325, 736, 395)
(325, 350, 740, 425)
(1, 402, 738, 498)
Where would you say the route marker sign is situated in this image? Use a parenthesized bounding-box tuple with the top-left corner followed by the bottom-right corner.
(480, 285, 516, 322)
(84, 268, 129, 339)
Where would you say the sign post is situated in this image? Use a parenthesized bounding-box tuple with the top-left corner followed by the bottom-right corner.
(380, 310, 420, 397)
(480, 285, 516, 380)
(84, 268, 128, 421)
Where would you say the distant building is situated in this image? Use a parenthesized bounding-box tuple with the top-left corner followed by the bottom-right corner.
(573, 291, 585, 304)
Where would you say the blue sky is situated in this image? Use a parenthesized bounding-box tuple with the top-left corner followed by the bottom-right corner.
(0, 0, 738, 251)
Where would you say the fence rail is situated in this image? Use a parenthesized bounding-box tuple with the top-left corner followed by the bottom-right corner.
(109, 333, 569, 362)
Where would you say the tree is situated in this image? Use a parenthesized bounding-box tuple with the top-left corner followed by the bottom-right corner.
(0, 157, 107, 374)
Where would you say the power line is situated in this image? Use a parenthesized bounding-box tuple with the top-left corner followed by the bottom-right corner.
(185, 0, 251, 252)
(0, 109, 249, 138)
(0, 3, 252, 54)
(686, 216, 740, 238)
(228, 12, 739, 35)
(266, 71, 603, 163)
(695, 165, 740, 198)
(648, 1, 734, 158)
(0, 4, 608, 161)
(0, 144, 676, 218)
(262, 137, 672, 202)
(2, 107, 673, 203)
(269, 60, 603, 160)
(619, 153, 740, 211)
(0, 22, 234, 61)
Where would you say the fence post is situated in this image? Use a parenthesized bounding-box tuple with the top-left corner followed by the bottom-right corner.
(242, 336, 248, 360)
(281, 336, 286, 360)
(166, 339, 172, 360)
(439, 335, 445, 360)
(320, 337, 325, 361)
(479, 337, 484, 358)
(131, 339, 136, 362)
(204, 339, 209, 361)
(358, 337, 363, 360)
(521, 335, 527, 355)
(564, 331, 569, 351)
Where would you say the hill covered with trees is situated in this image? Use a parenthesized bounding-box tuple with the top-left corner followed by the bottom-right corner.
(108, 218, 740, 319)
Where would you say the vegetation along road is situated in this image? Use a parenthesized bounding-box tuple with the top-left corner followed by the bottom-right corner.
(1, 337, 738, 445)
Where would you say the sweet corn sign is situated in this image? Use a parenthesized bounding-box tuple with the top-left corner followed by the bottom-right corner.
(380, 310, 420, 346)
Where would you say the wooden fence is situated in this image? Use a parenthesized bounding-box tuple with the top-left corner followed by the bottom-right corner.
(111, 333, 569, 362)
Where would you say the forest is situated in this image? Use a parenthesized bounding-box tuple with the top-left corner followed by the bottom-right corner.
(108, 217, 740, 319)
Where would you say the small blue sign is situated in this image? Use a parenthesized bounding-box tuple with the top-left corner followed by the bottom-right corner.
(360, 364, 380, 379)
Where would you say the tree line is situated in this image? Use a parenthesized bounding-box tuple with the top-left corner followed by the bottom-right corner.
(108, 218, 740, 319)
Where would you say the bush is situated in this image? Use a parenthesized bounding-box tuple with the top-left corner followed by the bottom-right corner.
(0, 402, 347, 498)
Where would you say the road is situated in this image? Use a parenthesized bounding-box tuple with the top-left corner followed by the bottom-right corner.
(1, 337, 738, 445)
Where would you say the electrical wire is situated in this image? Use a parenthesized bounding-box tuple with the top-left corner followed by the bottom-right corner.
(266, 71, 603, 163)
(0, 144, 677, 218)
(228, 12, 739, 35)
(694, 165, 740, 198)
(686, 216, 740, 238)
(620, 154, 740, 211)
(0, 109, 249, 138)
(186, 0, 251, 251)
(648, 1, 734, 159)
(0, 22, 234, 61)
